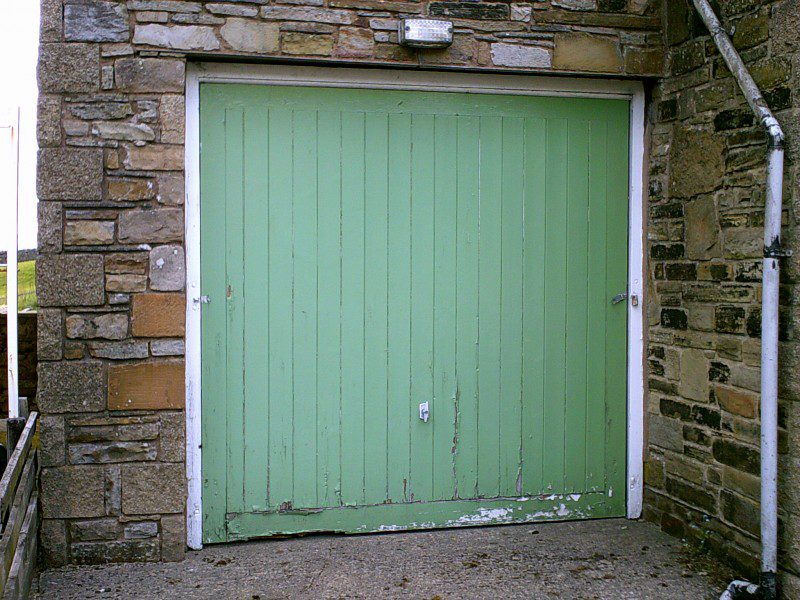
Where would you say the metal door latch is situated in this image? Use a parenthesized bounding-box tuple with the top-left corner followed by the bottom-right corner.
(419, 402, 429, 423)
(611, 292, 628, 305)
(193, 295, 211, 305)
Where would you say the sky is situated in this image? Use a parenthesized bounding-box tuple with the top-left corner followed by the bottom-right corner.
(1, 1, 40, 251)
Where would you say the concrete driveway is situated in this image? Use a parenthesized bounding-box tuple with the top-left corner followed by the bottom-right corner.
(35, 519, 731, 599)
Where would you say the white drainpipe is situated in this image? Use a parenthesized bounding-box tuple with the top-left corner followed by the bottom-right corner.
(690, 2, 786, 599)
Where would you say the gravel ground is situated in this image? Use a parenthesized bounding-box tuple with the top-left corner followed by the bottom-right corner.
(35, 519, 732, 600)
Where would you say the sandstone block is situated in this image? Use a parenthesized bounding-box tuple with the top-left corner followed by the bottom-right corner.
(65, 1, 129, 42)
(282, 32, 334, 55)
(334, 27, 373, 58)
(207, 3, 260, 17)
(669, 127, 724, 199)
(149, 245, 185, 291)
(491, 43, 551, 68)
(132, 293, 186, 337)
(69, 441, 158, 464)
(220, 18, 279, 53)
(64, 220, 115, 246)
(262, 6, 353, 23)
(37, 147, 103, 201)
(114, 58, 185, 93)
(715, 386, 757, 418)
(107, 178, 156, 202)
(68, 415, 160, 443)
(42, 466, 106, 518)
(159, 411, 185, 462)
(38, 308, 63, 361)
(133, 24, 220, 50)
(66, 313, 128, 340)
(121, 463, 185, 514)
(72, 540, 160, 564)
(685, 196, 721, 259)
(128, 1, 202, 12)
(553, 33, 621, 73)
(89, 340, 150, 360)
(429, 2, 509, 19)
(105, 253, 148, 275)
(118, 208, 184, 244)
(38, 43, 99, 93)
(124, 522, 158, 539)
(156, 172, 185, 205)
(108, 361, 185, 410)
(160, 514, 186, 561)
(92, 122, 156, 142)
(772, 0, 800, 55)
(151, 339, 185, 356)
(124, 145, 184, 170)
(679, 348, 708, 402)
(69, 100, 133, 121)
(160, 95, 186, 144)
(38, 360, 106, 413)
(37, 254, 105, 307)
(106, 274, 148, 293)
(71, 519, 119, 542)
(553, 0, 596, 9)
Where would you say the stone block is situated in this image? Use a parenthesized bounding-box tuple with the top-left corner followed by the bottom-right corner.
(41, 466, 106, 518)
(678, 348, 708, 402)
(121, 463, 185, 515)
(132, 293, 186, 337)
(37, 94, 62, 147)
(70, 100, 134, 121)
(36, 254, 105, 307)
(124, 521, 159, 539)
(72, 540, 160, 564)
(40, 519, 69, 567)
(66, 313, 128, 340)
(69, 441, 158, 464)
(106, 274, 148, 293)
(108, 178, 157, 202)
(160, 514, 186, 561)
(281, 32, 334, 56)
(159, 411, 185, 462)
(124, 145, 184, 170)
(261, 6, 353, 23)
(40, 415, 66, 467)
(712, 438, 759, 475)
(207, 3, 260, 17)
(65, 1, 130, 42)
(429, 2, 509, 19)
(38, 308, 63, 360)
(89, 341, 150, 360)
(220, 18, 279, 53)
(64, 220, 116, 246)
(105, 466, 122, 516)
(668, 127, 724, 199)
(133, 23, 219, 50)
(491, 43, 551, 68)
(40, 0, 63, 43)
(108, 361, 185, 410)
(92, 122, 156, 142)
(553, 33, 621, 73)
(106, 253, 148, 275)
(71, 519, 120, 542)
(114, 58, 185, 93)
(149, 245, 185, 291)
(38, 43, 99, 93)
(772, 0, 800, 55)
(38, 360, 106, 413)
(151, 339, 185, 357)
(37, 147, 103, 201)
(649, 414, 683, 452)
(69, 415, 160, 443)
(118, 208, 184, 244)
(38, 202, 63, 253)
(334, 27, 373, 59)
(685, 196, 721, 260)
(624, 46, 663, 75)
(156, 172, 185, 205)
(160, 94, 185, 144)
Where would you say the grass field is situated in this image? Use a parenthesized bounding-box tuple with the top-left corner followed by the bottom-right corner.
(0, 261, 37, 311)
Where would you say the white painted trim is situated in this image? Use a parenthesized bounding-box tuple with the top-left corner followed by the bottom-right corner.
(184, 63, 648, 546)
(185, 67, 203, 550)
(626, 87, 646, 519)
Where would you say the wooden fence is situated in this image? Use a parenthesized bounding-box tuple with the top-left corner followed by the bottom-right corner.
(0, 411, 38, 599)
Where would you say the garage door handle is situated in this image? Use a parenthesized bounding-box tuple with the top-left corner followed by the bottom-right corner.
(611, 292, 628, 305)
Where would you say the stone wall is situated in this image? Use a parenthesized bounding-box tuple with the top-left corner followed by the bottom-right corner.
(36, 0, 665, 565)
(0, 313, 38, 414)
(643, 0, 800, 593)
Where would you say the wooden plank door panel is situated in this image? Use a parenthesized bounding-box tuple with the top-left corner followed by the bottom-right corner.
(200, 84, 630, 542)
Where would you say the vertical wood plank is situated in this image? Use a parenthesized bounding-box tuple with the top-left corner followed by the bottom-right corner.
(432, 114, 458, 501)
(316, 110, 343, 507)
(386, 113, 412, 503)
(364, 112, 390, 505)
(409, 113, 435, 503)
(224, 107, 246, 515)
(477, 116, 502, 498)
(454, 116, 480, 500)
(542, 117, 568, 492)
(564, 117, 590, 492)
(200, 88, 228, 541)
(586, 120, 608, 492)
(521, 117, 547, 495)
(242, 105, 270, 512)
(266, 106, 295, 510)
(499, 117, 525, 497)
(292, 109, 319, 508)
(340, 111, 366, 506)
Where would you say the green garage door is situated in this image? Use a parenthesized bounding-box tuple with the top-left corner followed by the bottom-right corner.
(200, 83, 629, 543)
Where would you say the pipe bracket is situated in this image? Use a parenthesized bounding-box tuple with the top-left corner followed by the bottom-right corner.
(764, 238, 792, 259)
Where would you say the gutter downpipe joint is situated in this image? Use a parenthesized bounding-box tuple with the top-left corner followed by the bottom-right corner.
(690, 2, 786, 599)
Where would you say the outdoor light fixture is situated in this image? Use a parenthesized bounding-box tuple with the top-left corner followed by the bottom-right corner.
(398, 19, 453, 48)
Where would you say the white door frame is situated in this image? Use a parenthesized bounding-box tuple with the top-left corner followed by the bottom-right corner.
(184, 62, 646, 549)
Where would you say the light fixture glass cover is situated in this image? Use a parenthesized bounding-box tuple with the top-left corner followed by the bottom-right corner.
(398, 19, 454, 48)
